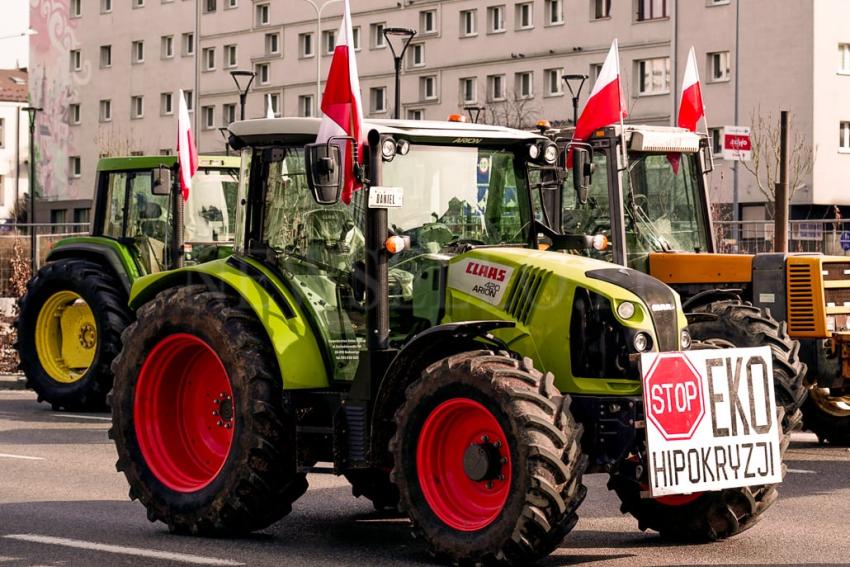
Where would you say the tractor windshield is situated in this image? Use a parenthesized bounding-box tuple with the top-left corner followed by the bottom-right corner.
(184, 168, 239, 243)
(384, 145, 531, 246)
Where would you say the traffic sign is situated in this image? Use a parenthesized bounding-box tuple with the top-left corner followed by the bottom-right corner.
(841, 231, 850, 251)
(722, 126, 752, 161)
(644, 354, 705, 440)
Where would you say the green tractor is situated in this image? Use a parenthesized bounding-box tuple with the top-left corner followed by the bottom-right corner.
(110, 118, 786, 564)
(15, 155, 239, 410)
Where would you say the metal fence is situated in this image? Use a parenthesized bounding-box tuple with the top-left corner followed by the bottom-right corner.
(714, 220, 850, 255)
(0, 223, 90, 297)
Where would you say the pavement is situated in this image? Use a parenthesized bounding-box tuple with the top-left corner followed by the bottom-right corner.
(1, 389, 849, 567)
(0, 373, 25, 390)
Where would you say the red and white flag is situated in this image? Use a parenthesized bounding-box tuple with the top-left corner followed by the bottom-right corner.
(177, 89, 198, 201)
(569, 39, 627, 166)
(317, 0, 364, 204)
(677, 46, 704, 132)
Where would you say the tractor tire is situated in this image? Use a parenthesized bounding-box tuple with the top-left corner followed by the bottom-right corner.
(686, 300, 807, 433)
(110, 285, 307, 535)
(801, 389, 850, 446)
(344, 469, 400, 511)
(390, 351, 587, 564)
(608, 407, 790, 541)
(15, 258, 131, 411)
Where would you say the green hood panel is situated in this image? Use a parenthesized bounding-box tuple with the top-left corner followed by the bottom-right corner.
(129, 258, 328, 390)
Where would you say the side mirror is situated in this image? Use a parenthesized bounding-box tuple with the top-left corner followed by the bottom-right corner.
(699, 144, 715, 174)
(305, 142, 343, 205)
(572, 147, 594, 205)
(152, 166, 173, 196)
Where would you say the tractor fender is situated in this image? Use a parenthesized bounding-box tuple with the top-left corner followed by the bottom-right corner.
(46, 242, 136, 295)
(681, 287, 744, 313)
(370, 320, 516, 464)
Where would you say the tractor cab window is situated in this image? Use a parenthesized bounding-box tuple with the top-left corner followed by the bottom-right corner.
(622, 152, 708, 271)
(560, 150, 613, 262)
(184, 168, 239, 263)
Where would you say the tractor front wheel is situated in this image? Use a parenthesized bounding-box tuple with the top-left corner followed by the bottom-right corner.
(110, 285, 307, 535)
(801, 388, 850, 445)
(390, 351, 587, 564)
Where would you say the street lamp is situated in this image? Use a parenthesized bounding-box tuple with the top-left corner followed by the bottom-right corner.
(21, 106, 41, 271)
(218, 127, 231, 156)
(464, 105, 486, 124)
(0, 29, 38, 41)
(300, 0, 343, 112)
(382, 27, 416, 120)
(230, 70, 255, 120)
(562, 74, 589, 125)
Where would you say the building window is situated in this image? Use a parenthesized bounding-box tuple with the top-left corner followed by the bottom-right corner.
(161, 92, 173, 115)
(256, 63, 270, 85)
(74, 208, 90, 224)
(224, 44, 237, 68)
(410, 43, 424, 67)
(129, 151, 144, 157)
(182, 32, 194, 56)
(100, 45, 112, 68)
(131, 95, 144, 119)
(101, 0, 112, 13)
(708, 0, 730, 5)
(69, 156, 81, 178)
(203, 47, 215, 71)
(840, 44, 850, 73)
(256, 3, 269, 25)
(636, 57, 670, 95)
(300, 33, 314, 57)
(593, 0, 611, 19)
(709, 127, 723, 155)
(99, 99, 112, 122)
(133, 0, 144, 7)
(708, 51, 730, 82)
(637, 0, 667, 20)
(184, 90, 194, 112)
(223, 103, 236, 126)
(545, 68, 564, 96)
(460, 10, 477, 37)
(71, 0, 81, 17)
(408, 108, 424, 120)
(132, 40, 145, 64)
(370, 87, 387, 113)
(371, 22, 386, 48)
(298, 95, 313, 117)
(202, 106, 215, 129)
(69, 103, 81, 124)
(204, 0, 216, 12)
(70, 49, 81, 71)
(420, 9, 437, 34)
(323, 30, 336, 55)
(545, 0, 564, 24)
(226, 0, 237, 8)
(488, 74, 505, 101)
(161, 35, 174, 58)
(590, 62, 603, 82)
(265, 32, 280, 55)
(51, 210, 68, 228)
(420, 75, 437, 100)
(352, 26, 361, 50)
(460, 78, 477, 104)
(516, 2, 533, 29)
(487, 6, 505, 33)
(840, 122, 850, 151)
(516, 71, 533, 98)
(269, 93, 280, 115)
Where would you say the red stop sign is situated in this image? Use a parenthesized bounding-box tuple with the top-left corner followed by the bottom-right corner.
(644, 354, 705, 440)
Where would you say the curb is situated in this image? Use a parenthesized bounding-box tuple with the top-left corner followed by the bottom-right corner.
(0, 374, 27, 391)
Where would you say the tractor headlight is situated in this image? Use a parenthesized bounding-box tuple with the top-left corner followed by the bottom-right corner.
(528, 143, 541, 160)
(616, 301, 636, 320)
(543, 143, 558, 165)
(396, 138, 410, 155)
(633, 332, 651, 353)
(381, 138, 397, 161)
(680, 329, 692, 350)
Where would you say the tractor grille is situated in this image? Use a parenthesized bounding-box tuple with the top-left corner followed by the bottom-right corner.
(787, 262, 817, 333)
(504, 265, 550, 324)
(822, 262, 850, 281)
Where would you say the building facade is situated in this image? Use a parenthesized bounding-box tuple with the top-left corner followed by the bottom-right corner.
(28, 0, 850, 222)
(0, 69, 29, 222)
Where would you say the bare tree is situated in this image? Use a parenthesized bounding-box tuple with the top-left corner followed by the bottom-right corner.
(481, 90, 541, 130)
(740, 107, 815, 215)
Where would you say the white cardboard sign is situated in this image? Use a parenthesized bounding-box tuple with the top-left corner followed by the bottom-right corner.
(640, 346, 782, 497)
(722, 126, 752, 161)
(368, 186, 403, 208)
(447, 258, 514, 306)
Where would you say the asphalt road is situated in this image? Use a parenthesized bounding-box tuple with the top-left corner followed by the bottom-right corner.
(0, 389, 848, 567)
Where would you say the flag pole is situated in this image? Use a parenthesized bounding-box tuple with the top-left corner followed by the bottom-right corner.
(614, 39, 628, 170)
(690, 47, 710, 138)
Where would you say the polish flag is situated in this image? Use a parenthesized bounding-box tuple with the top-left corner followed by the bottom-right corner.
(677, 47, 704, 132)
(176, 89, 198, 201)
(316, 0, 364, 204)
(569, 39, 627, 166)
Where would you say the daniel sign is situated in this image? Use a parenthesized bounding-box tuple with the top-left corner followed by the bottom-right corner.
(447, 258, 514, 306)
(640, 347, 782, 497)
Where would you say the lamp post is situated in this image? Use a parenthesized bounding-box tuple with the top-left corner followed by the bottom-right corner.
(300, 0, 343, 112)
(218, 127, 231, 156)
(382, 27, 416, 119)
(562, 74, 588, 125)
(464, 105, 486, 124)
(230, 70, 255, 120)
(21, 106, 41, 271)
(0, 29, 38, 41)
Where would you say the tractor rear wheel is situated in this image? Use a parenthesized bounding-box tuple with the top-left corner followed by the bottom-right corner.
(686, 300, 807, 433)
(15, 259, 131, 411)
(801, 389, 850, 445)
(110, 285, 307, 535)
(390, 351, 587, 564)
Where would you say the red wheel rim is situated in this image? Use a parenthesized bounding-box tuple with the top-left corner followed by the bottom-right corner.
(416, 398, 512, 532)
(134, 333, 234, 493)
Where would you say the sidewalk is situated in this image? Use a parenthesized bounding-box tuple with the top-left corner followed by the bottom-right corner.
(0, 373, 26, 390)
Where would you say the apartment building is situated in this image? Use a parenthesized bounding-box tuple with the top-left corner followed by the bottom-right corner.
(28, 0, 850, 221)
(0, 69, 29, 221)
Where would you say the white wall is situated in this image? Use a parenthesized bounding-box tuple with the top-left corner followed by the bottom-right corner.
(0, 101, 28, 220)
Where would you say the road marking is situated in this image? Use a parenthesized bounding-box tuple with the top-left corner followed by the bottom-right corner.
(2, 535, 244, 566)
(52, 413, 112, 421)
(788, 468, 816, 474)
(0, 453, 44, 461)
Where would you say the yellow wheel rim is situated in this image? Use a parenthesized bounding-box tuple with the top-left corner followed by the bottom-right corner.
(34, 290, 98, 384)
(809, 387, 850, 418)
